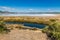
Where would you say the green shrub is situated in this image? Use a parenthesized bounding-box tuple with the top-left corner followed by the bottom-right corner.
(42, 19, 60, 40)
(0, 20, 10, 34)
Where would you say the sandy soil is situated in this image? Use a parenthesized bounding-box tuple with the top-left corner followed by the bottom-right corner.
(0, 29, 49, 40)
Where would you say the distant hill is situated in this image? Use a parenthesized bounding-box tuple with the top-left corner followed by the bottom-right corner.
(17, 12, 60, 14)
(0, 11, 15, 14)
(0, 11, 4, 13)
(0, 11, 9, 13)
(0, 11, 60, 14)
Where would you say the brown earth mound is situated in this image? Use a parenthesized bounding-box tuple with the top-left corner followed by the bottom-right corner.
(0, 29, 49, 40)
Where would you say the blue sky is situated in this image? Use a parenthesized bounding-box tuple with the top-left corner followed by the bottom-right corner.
(0, 0, 60, 12)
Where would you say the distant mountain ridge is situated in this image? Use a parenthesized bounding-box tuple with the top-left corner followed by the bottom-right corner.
(17, 12, 60, 14)
(0, 11, 60, 14)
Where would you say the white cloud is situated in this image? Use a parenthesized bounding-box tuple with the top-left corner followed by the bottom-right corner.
(0, 6, 16, 12)
(47, 9, 51, 11)
(29, 9, 33, 11)
(26, 9, 34, 12)
(0, 6, 34, 12)
(47, 9, 54, 12)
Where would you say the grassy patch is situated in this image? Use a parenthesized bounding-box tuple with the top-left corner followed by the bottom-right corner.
(0, 20, 10, 34)
(42, 19, 60, 40)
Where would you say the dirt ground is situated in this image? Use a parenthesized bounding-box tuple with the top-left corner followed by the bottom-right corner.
(0, 29, 49, 40)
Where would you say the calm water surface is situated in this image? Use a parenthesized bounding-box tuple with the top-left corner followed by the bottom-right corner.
(6, 22, 46, 29)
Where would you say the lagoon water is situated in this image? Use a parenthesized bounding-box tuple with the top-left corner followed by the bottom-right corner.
(0, 13, 56, 28)
(6, 22, 46, 28)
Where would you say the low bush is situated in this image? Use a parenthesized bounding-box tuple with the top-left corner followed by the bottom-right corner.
(0, 20, 10, 34)
(42, 19, 60, 40)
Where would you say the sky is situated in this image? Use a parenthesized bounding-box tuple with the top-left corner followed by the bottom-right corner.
(0, 0, 60, 12)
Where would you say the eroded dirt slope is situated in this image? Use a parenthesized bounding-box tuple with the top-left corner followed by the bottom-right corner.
(0, 29, 49, 40)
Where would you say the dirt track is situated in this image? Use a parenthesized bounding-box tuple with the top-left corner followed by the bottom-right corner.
(0, 29, 49, 40)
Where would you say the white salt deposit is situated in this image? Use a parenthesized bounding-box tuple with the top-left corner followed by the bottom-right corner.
(0, 14, 57, 16)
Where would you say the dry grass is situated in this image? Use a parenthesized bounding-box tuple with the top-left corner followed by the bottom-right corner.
(0, 16, 60, 24)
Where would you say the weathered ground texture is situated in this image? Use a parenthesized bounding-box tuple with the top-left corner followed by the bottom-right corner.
(0, 29, 49, 40)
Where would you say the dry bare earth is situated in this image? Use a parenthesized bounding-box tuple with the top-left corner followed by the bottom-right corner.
(0, 29, 49, 40)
